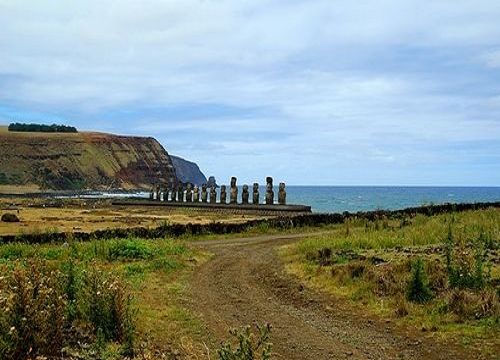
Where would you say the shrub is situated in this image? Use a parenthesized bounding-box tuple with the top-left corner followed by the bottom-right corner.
(394, 295, 410, 318)
(447, 288, 500, 321)
(346, 261, 366, 279)
(364, 262, 406, 296)
(217, 323, 272, 360)
(446, 231, 490, 290)
(80, 265, 136, 346)
(0, 258, 136, 359)
(317, 247, 332, 266)
(406, 258, 433, 303)
(106, 239, 155, 261)
(0, 260, 66, 359)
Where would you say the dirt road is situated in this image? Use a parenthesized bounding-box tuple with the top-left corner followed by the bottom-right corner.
(187, 234, 486, 360)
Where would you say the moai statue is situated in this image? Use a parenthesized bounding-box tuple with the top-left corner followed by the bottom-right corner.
(230, 177, 238, 204)
(220, 185, 227, 204)
(150, 187, 155, 200)
(156, 186, 161, 201)
(265, 177, 274, 205)
(252, 183, 260, 205)
(169, 188, 175, 202)
(177, 183, 184, 203)
(193, 185, 200, 202)
(163, 186, 170, 202)
(210, 186, 217, 203)
(201, 184, 208, 203)
(242, 185, 249, 204)
(278, 182, 287, 205)
(159, 187, 165, 202)
(186, 183, 193, 202)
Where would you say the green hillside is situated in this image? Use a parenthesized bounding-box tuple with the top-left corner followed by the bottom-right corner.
(0, 126, 177, 191)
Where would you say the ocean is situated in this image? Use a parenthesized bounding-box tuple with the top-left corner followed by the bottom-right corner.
(83, 186, 500, 213)
(284, 186, 500, 213)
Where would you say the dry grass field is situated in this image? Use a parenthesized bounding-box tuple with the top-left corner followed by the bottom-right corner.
(0, 197, 269, 236)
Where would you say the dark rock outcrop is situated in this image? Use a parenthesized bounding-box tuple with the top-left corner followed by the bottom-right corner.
(1, 213, 20, 222)
(170, 155, 207, 186)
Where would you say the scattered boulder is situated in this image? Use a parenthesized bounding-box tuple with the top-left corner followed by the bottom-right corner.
(1, 213, 20, 222)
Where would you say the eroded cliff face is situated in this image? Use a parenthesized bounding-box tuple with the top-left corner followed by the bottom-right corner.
(170, 155, 207, 186)
(0, 128, 177, 190)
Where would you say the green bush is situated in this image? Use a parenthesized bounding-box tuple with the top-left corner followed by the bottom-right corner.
(406, 258, 433, 303)
(8, 122, 77, 133)
(445, 229, 491, 290)
(106, 239, 156, 261)
(81, 265, 136, 344)
(217, 323, 272, 360)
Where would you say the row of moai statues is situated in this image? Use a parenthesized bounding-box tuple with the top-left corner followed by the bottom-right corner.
(150, 177, 286, 205)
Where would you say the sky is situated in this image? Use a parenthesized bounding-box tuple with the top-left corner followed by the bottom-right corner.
(0, 0, 499, 186)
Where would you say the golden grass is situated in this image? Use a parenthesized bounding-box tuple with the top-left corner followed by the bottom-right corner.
(0, 199, 268, 236)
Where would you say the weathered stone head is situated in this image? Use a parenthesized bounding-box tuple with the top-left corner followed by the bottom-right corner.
(177, 183, 184, 202)
(230, 177, 238, 204)
(186, 183, 193, 202)
(242, 184, 249, 204)
(210, 186, 217, 203)
(220, 185, 227, 204)
(265, 177, 274, 205)
(252, 183, 260, 205)
(266, 176, 273, 189)
(193, 185, 199, 202)
(278, 182, 286, 205)
(169, 188, 176, 202)
(201, 184, 208, 203)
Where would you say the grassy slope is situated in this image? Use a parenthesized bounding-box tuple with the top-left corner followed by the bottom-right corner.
(0, 126, 175, 191)
(280, 208, 500, 356)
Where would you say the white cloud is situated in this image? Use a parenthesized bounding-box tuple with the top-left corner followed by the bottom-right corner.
(0, 0, 499, 184)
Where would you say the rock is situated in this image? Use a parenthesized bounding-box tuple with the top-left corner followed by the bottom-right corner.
(170, 155, 207, 185)
(1, 213, 20, 222)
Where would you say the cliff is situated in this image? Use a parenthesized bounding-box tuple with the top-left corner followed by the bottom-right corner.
(0, 126, 177, 191)
(170, 155, 207, 186)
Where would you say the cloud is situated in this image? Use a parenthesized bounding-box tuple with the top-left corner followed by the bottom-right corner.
(0, 0, 499, 185)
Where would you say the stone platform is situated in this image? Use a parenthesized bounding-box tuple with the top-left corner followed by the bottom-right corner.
(112, 199, 311, 213)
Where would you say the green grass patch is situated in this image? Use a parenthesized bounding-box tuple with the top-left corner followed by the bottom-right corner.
(281, 208, 500, 355)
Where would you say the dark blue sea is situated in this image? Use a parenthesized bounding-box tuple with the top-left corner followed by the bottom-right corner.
(284, 186, 500, 213)
(74, 186, 500, 213)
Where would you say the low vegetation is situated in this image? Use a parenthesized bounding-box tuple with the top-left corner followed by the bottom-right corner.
(8, 122, 78, 133)
(217, 323, 273, 360)
(281, 208, 500, 354)
(0, 237, 203, 359)
(0, 259, 134, 359)
(1, 207, 498, 358)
